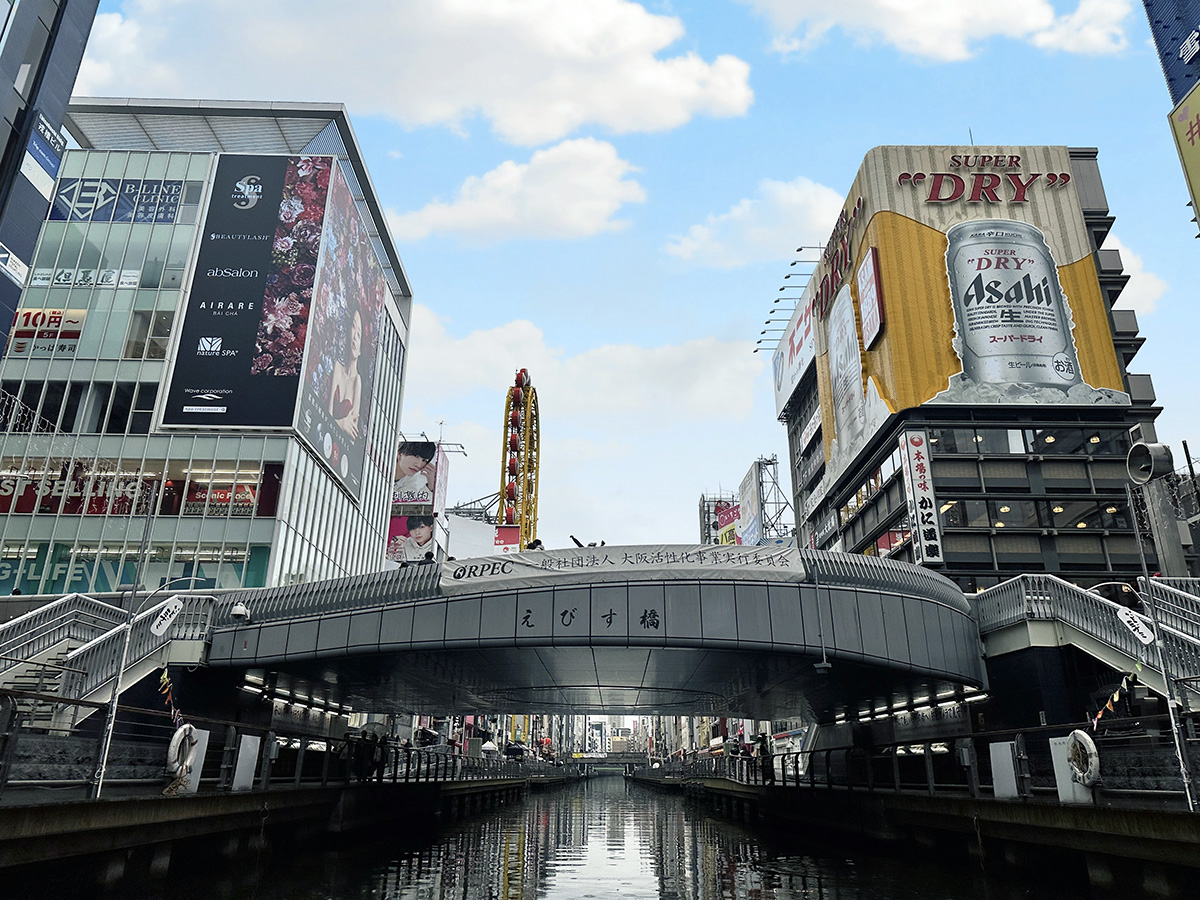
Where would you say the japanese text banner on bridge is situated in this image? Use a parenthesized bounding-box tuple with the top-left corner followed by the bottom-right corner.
(441, 544, 806, 595)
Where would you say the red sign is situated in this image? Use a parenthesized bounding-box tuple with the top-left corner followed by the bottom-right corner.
(183, 481, 256, 515)
(495, 526, 521, 553)
(0, 474, 156, 515)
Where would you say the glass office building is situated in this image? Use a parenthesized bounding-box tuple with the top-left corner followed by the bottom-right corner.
(0, 99, 411, 594)
(0, 0, 99, 335)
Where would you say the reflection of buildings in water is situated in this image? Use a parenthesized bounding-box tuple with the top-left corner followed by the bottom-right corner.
(321, 779, 885, 900)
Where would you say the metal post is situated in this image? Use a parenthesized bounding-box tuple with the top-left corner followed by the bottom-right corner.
(90, 480, 161, 799)
(1127, 483, 1195, 812)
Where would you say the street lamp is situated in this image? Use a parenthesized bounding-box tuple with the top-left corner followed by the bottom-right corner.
(1123, 442, 1196, 812)
(90, 574, 205, 799)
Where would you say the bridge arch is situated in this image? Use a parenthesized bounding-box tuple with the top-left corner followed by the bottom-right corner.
(208, 545, 984, 722)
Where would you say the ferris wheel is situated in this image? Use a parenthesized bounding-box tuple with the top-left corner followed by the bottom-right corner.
(501, 368, 539, 548)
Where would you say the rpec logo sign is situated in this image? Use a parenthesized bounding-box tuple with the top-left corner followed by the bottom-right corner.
(232, 175, 262, 209)
(451, 560, 514, 580)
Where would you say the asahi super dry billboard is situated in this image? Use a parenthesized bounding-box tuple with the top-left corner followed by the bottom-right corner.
(773, 145, 1128, 490)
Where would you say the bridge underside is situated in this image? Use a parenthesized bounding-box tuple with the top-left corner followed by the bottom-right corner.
(251, 644, 975, 722)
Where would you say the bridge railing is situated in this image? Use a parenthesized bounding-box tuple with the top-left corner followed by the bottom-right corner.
(675, 715, 1198, 808)
(1140, 578, 1200, 643)
(0, 688, 552, 804)
(58, 595, 215, 704)
(0, 594, 125, 678)
(974, 573, 1200, 706)
(212, 564, 442, 627)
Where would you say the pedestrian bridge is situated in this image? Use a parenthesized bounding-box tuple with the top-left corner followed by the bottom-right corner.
(200, 544, 985, 722)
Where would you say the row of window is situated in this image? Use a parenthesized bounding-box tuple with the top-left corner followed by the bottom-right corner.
(939, 498, 1130, 531)
(0, 541, 271, 594)
(929, 426, 1130, 457)
(3, 380, 160, 435)
(0, 456, 283, 519)
(837, 445, 904, 525)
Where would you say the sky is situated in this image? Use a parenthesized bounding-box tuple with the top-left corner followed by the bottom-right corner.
(79, 1, 1193, 550)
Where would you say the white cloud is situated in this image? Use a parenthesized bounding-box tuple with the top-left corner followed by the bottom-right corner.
(665, 175, 844, 268)
(400, 304, 777, 546)
(738, 0, 1130, 61)
(77, 1, 753, 146)
(1105, 235, 1167, 315)
(1031, 0, 1130, 53)
(405, 304, 763, 422)
(387, 139, 645, 243)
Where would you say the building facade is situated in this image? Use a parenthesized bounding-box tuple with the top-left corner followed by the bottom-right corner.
(0, 99, 411, 594)
(774, 145, 1176, 592)
(0, 0, 98, 334)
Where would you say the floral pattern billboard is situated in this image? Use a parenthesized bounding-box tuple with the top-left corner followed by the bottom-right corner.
(163, 154, 333, 428)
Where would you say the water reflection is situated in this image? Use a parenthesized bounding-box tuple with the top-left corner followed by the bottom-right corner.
(13, 774, 1071, 899)
(315, 776, 1060, 900)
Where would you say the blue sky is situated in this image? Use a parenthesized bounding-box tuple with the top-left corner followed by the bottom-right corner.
(82, 1, 1192, 548)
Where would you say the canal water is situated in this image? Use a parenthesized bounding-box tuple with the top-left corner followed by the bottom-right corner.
(17, 775, 1077, 899)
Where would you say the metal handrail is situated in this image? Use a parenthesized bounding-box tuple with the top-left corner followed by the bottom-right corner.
(59, 595, 214, 700)
(678, 716, 1194, 805)
(0, 595, 125, 677)
(975, 574, 1200, 704)
(1140, 579, 1200, 643)
(213, 564, 442, 627)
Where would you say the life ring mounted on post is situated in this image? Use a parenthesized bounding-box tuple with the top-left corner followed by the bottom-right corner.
(167, 723, 200, 776)
(1066, 729, 1100, 786)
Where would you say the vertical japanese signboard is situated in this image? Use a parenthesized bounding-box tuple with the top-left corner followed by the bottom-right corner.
(899, 430, 943, 566)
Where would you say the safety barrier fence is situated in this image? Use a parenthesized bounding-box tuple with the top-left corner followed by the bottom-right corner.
(0, 687, 553, 806)
(974, 574, 1200, 707)
(671, 716, 1199, 809)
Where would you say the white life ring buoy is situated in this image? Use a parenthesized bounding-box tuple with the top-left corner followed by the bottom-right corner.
(1066, 729, 1100, 786)
(167, 724, 200, 776)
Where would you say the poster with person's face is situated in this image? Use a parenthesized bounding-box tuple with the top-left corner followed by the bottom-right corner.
(295, 162, 387, 497)
(392, 440, 438, 508)
(387, 514, 437, 562)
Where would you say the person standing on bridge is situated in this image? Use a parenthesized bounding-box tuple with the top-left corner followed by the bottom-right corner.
(756, 734, 775, 785)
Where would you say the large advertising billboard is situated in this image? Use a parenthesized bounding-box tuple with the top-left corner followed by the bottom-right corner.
(162, 154, 333, 428)
(295, 163, 387, 495)
(1170, 81, 1200, 222)
(1145, 1, 1200, 105)
(772, 145, 1129, 491)
(387, 441, 449, 561)
(736, 462, 762, 546)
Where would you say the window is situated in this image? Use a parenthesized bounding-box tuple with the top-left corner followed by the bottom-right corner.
(1049, 499, 1100, 531)
(129, 384, 157, 434)
(940, 499, 988, 528)
(104, 383, 136, 433)
(928, 428, 977, 454)
(123, 310, 174, 359)
(988, 499, 1043, 529)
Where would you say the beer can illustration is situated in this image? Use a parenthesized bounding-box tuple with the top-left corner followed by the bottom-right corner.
(944, 219, 1082, 390)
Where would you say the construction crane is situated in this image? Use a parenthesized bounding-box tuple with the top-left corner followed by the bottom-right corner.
(501, 368, 540, 548)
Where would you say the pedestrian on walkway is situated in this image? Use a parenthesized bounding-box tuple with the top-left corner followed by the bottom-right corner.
(756, 733, 775, 785)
